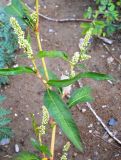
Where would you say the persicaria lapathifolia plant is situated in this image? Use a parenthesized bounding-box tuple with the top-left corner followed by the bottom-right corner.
(0, 0, 113, 159)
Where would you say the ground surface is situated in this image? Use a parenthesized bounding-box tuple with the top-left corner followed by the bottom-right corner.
(0, 0, 121, 160)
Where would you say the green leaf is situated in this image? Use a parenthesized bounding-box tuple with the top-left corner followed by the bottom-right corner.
(36, 51, 68, 61)
(0, 118, 11, 126)
(44, 90, 83, 152)
(31, 138, 51, 156)
(84, 7, 93, 19)
(68, 86, 94, 108)
(106, 24, 116, 35)
(0, 108, 11, 117)
(0, 95, 6, 103)
(13, 152, 41, 160)
(48, 72, 113, 87)
(80, 23, 91, 34)
(0, 67, 35, 76)
(4, 0, 33, 28)
(92, 20, 106, 36)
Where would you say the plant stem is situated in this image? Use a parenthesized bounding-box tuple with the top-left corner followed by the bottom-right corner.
(35, 1, 57, 159)
(31, 57, 47, 85)
(35, 0, 49, 81)
(50, 123, 56, 160)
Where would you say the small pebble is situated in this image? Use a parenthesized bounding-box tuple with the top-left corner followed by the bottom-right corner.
(25, 117, 29, 121)
(88, 124, 93, 128)
(48, 29, 55, 33)
(108, 138, 113, 143)
(107, 57, 114, 64)
(55, 5, 59, 8)
(4, 86, 7, 90)
(59, 132, 62, 135)
(100, 55, 105, 58)
(14, 113, 18, 117)
(25, 105, 29, 108)
(74, 152, 77, 157)
(13, 64, 19, 68)
(57, 153, 61, 156)
(82, 108, 86, 113)
(15, 144, 20, 153)
(89, 130, 93, 133)
(94, 151, 98, 156)
(102, 105, 107, 108)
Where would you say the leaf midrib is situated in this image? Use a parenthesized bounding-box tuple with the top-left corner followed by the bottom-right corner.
(69, 92, 90, 107)
(47, 90, 79, 146)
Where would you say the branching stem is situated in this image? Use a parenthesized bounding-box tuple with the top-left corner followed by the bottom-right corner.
(35, 1, 56, 159)
(35, 0, 49, 81)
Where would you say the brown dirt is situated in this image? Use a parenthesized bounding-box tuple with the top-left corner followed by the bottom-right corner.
(0, 0, 121, 160)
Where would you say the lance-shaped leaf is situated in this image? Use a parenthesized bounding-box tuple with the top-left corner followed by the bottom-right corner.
(36, 50, 68, 60)
(4, 0, 33, 28)
(13, 152, 41, 160)
(48, 72, 113, 87)
(44, 90, 83, 152)
(68, 86, 94, 108)
(0, 67, 35, 76)
(31, 138, 51, 156)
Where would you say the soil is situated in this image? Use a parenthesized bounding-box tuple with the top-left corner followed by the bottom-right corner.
(0, 0, 121, 160)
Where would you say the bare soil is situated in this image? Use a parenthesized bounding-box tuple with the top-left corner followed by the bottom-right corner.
(0, 0, 121, 160)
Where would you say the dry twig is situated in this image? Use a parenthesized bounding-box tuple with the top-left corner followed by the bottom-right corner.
(77, 80, 121, 146)
(26, 4, 92, 23)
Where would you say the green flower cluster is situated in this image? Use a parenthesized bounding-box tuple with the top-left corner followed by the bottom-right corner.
(38, 106, 49, 135)
(10, 17, 34, 59)
(60, 142, 71, 160)
(71, 27, 93, 66)
(31, 12, 37, 24)
(71, 52, 80, 65)
(79, 28, 93, 55)
(42, 106, 49, 126)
